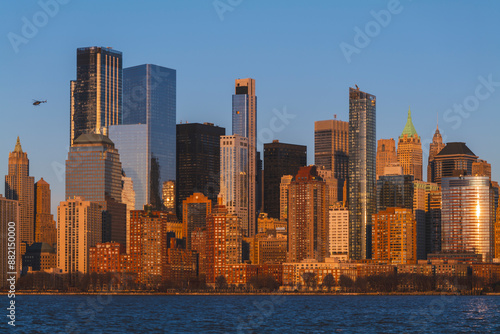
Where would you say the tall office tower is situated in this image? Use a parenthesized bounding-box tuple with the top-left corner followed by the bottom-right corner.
(430, 142, 478, 185)
(441, 176, 494, 262)
(0, 195, 20, 287)
(66, 134, 126, 246)
(5, 137, 34, 254)
(376, 174, 414, 212)
(263, 140, 307, 218)
(121, 173, 135, 254)
(256, 151, 263, 213)
(287, 166, 328, 262)
(220, 135, 249, 236)
(472, 160, 492, 180)
(428, 189, 442, 254)
(70, 47, 122, 145)
(57, 197, 102, 274)
(176, 122, 225, 215)
(329, 207, 349, 256)
(314, 118, 349, 202)
(427, 123, 445, 182)
(372, 207, 417, 264)
(232, 78, 257, 236)
(495, 206, 500, 259)
(280, 175, 294, 221)
(376, 139, 397, 180)
(413, 181, 439, 259)
(348, 86, 376, 259)
(182, 193, 211, 249)
(109, 64, 176, 210)
(129, 208, 169, 286)
(205, 201, 242, 283)
(162, 181, 175, 213)
(397, 108, 422, 181)
(34, 178, 57, 249)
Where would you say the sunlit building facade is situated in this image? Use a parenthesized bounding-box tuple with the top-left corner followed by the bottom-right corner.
(376, 138, 397, 180)
(34, 178, 57, 249)
(182, 193, 211, 249)
(397, 108, 422, 181)
(348, 86, 376, 259)
(0, 195, 20, 286)
(329, 207, 349, 256)
(441, 176, 494, 262)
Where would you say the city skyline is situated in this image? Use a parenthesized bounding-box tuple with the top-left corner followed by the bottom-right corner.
(2, 1, 500, 214)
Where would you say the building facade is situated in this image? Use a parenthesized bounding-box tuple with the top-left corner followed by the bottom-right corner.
(427, 123, 445, 182)
(397, 108, 422, 181)
(0, 195, 20, 286)
(182, 193, 211, 249)
(430, 142, 478, 185)
(34, 178, 57, 249)
(176, 122, 225, 215)
(376, 138, 397, 180)
(232, 78, 257, 236)
(263, 140, 307, 218)
(70, 46, 122, 145)
(109, 64, 176, 210)
(329, 207, 349, 256)
(348, 86, 376, 259)
(376, 174, 414, 213)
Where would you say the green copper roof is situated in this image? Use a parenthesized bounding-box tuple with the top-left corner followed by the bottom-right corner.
(14, 136, 23, 153)
(400, 107, 419, 138)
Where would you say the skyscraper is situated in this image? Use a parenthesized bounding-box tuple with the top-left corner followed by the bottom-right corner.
(182, 192, 211, 249)
(232, 78, 257, 236)
(413, 180, 439, 259)
(376, 174, 414, 213)
(0, 195, 20, 287)
(66, 134, 126, 246)
(176, 122, 225, 215)
(5, 137, 34, 254)
(430, 142, 478, 185)
(220, 135, 249, 236)
(314, 118, 349, 201)
(34, 178, 57, 249)
(263, 140, 307, 218)
(397, 108, 422, 181)
(348, 86, 376, 259)
(109, 64, 176, 210)
(57, 197, 102, 274)
(329, 207, 349, 256)
(376, 138, 397, 179)
(441, 176, 494, 262)
(287, 166, 328, 262)
(427, 122, 445, 182)
(70, 46, 122, 145)
(280, 175, 294, 221)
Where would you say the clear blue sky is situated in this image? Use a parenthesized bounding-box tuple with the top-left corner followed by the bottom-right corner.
(1, 0, 499, 215)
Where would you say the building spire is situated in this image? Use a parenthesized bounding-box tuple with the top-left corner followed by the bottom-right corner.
(14, 136, 23, 153)
(400, 107, 418, 139)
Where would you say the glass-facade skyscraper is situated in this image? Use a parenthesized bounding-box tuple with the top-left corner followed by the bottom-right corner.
(109, 64, 176, 210)
(441, 176, 494, 262)
(232, 78, 257, 236)
(348, 86, 376, 260)
(70, 46, 122, 145)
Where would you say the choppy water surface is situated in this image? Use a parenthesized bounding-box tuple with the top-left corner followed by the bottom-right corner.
(4, 295, 500, 333)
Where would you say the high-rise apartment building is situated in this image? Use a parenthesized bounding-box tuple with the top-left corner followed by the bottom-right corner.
(232, 78, 257, 236)
(0, 195, 19, 287)
(182, 193, 211, 249)
(329, 207, 349, 256)
(70, 46, 122, 145)
(372, 207, 417, 264)
(220, 135, 249, 236)
(348, 86, 376, 259)
(5, 137, 34, 254)
(121, 173, 135, 254)
(287, 166, 328, 262)
(57, 197, 102, 274)
(109, 64, 176, 210)
(430, 142, 478, 185)
(34, 178, 57, 249)
(441, 176, 494, 262)
(66, 134, 126, 246)
(176, 122, 225, 215)
(376, 139, 397, 180)
(427, 123, 445, 182)
(397, 108, 422, 181)
(314, 118, 349, 202)
(263, 140, 306, 218)
(280, 175, 293, 221)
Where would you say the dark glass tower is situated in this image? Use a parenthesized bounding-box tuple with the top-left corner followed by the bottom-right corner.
(70, 46, 122, 145)
(176, 122, 225, 216)
(263, 140, 307, 219)
(348, 86, 376, 260)
(376, 174, 414, 213)
(109, 64, 176, 210)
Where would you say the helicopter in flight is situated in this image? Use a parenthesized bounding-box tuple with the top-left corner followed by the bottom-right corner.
(33, 100, 47, 106)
